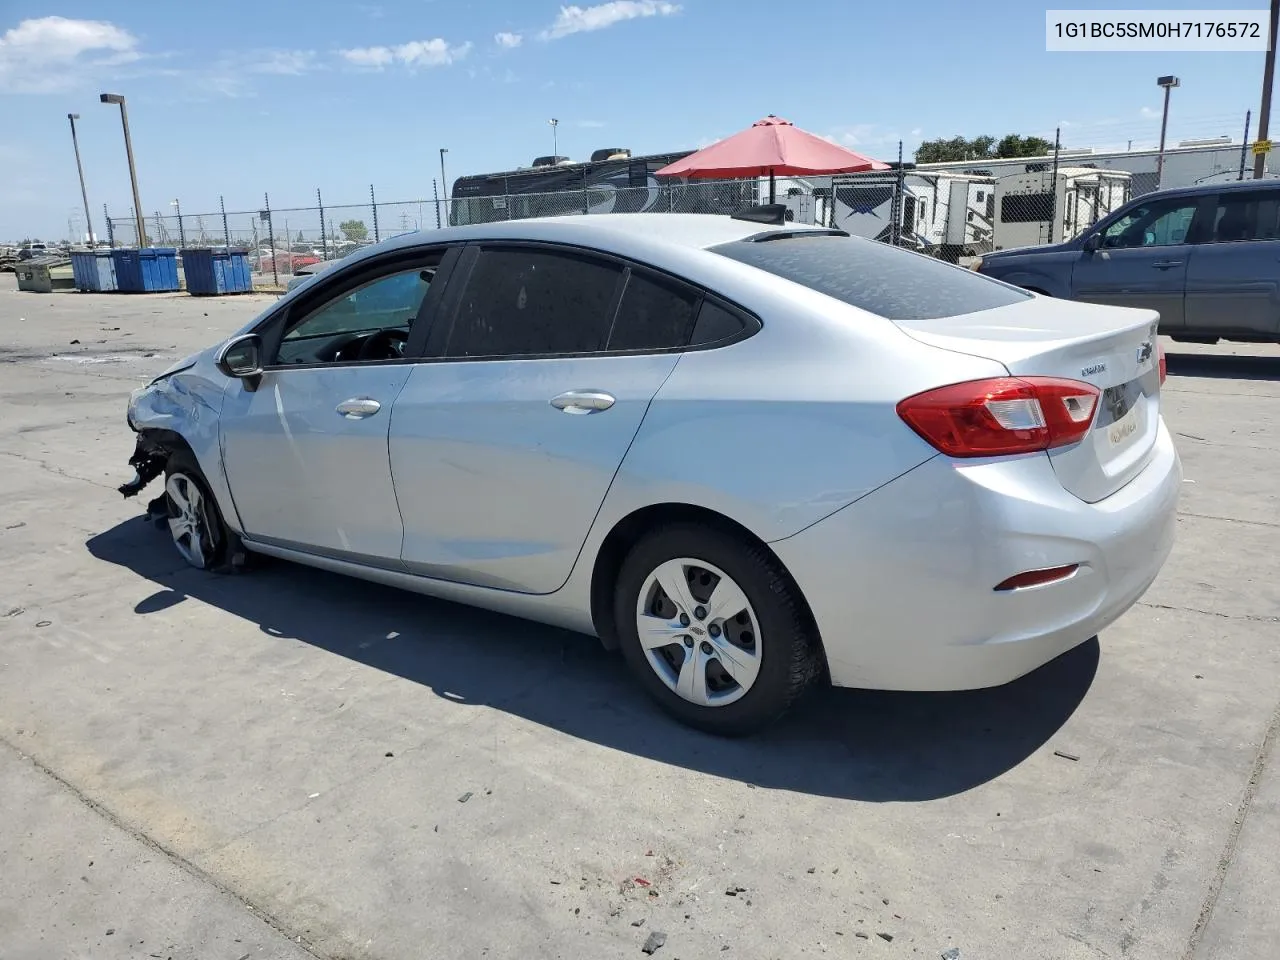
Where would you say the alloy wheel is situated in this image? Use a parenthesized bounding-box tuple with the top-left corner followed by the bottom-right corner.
(165, 472, 214, 569)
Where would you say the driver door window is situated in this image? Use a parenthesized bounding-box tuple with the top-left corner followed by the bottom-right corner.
(1101, 199, 1199, 249)
(274, 265, 434, 366)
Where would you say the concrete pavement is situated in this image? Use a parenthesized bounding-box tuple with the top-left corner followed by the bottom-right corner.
(0, 275, 1276, 959)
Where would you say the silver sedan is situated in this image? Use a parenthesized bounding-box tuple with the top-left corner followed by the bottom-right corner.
(122, 213, 1180, 736)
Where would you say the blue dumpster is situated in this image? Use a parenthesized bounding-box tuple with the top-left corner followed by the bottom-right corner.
(181, 248, 254, 295)
(70, 251, 118, 292)
(112, 247, 179, 293)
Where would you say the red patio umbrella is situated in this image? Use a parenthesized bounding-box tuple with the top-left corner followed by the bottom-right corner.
(655, 115, 890, 204)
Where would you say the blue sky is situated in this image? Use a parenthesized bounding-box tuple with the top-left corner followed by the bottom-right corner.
(0, 0, 1272, 239)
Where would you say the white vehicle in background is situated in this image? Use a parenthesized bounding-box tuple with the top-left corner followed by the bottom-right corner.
(992, 167, 1132, 249)
(830, 172, 997, 261)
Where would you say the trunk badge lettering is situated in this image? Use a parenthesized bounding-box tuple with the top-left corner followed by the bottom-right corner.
(1081, 362, 1108, 378)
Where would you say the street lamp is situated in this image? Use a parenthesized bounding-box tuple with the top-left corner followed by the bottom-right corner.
(99, 93, 148, 247)
(1155, 75, 1180, 188)
(67, 114, 96, 246)
(549, 117, 559, 157)
(170, 199, 185, 248)
(439, 147, 449, 225)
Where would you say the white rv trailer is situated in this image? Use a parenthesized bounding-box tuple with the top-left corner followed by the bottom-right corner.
(917, 138, 1253, 196)
(827, 171, 997, 260)
(991, 166, 1132, 249)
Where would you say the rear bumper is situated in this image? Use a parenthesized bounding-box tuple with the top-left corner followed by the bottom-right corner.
(772, 419, 1181, 691)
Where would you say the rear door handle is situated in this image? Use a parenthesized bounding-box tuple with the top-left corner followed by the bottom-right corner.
(335, 397, 382, 419)
(1151, 259, 1183, 269)
(550, 390, 616, 415)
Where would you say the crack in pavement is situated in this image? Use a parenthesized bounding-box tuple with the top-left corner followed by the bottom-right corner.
(0, 448, 120, 492)
(1177, 510, 1280, 530)
(0, 736, 331, 960)
(1181, 695, 1280, 960)
(1138, 601, 1280, 624)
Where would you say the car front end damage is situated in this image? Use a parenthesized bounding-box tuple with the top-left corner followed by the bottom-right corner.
(118, 352, 234, 525)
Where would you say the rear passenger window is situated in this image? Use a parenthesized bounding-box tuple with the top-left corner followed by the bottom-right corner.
(1209, 190, 1280, 242)
(606, 272, 699, 351)
(445, 248, 622, 358)
(691, 300, 746, 345)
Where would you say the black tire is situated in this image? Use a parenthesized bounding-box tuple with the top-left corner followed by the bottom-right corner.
(613, 523, 823, 736)
(162, 449, 237, 572)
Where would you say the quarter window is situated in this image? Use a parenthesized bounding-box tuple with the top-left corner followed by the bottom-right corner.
(445, 248, 623, 358)
(606, 271, 700, 351)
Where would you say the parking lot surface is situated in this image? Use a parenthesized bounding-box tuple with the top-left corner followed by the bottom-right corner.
(1, 274, 1277, 960)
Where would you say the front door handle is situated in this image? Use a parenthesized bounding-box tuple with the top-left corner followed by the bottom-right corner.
(550, 390, 616, 415)
(1151, 259, 1183, 269)
(335, 397, 382, 419)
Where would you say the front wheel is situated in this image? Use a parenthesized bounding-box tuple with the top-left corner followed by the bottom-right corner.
(614, 524, 823, 736)
(163, 451, 232, 571)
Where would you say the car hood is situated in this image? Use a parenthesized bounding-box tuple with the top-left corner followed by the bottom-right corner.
(986, 241, 1075, 260)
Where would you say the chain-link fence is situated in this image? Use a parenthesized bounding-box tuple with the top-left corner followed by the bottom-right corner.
(99, 137, 1211, 281)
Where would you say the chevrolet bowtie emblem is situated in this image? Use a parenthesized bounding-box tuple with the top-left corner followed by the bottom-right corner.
(1137, 341, 1154, 364)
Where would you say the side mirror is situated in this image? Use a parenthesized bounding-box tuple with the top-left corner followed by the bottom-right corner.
(1082, 233, 1102, 253)
(215, 334, 264, 391)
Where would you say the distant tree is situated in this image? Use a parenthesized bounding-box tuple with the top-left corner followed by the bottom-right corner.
(339, 219, 368, 242)
(915, 133, 1055, 164)
(914, 136, 996, 163)
(993, 134, 1055, 158)
(297, 230, 305, 242)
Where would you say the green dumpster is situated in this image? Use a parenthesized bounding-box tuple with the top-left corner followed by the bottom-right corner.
(15, 257, 62, 293)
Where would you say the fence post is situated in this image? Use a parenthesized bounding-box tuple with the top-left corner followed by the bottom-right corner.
(1048, 127, 1061, 244)
(318, 188, 328, 259)
(176, 203, 186, 248)
(890, 141, 905, 246)
(1239, 110, 1252, 180)
(433, 180, 442, 229)
(264, 193, 278, 288)
(104, 204, 114, 246)
(220, 195, 230, 247)
(370, 184, 380, 242)
(582, 168, 590, 214)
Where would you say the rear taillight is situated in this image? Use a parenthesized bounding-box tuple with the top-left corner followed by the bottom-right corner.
(1158, 342, 1167, 384)
(897, 377, 1100, 458)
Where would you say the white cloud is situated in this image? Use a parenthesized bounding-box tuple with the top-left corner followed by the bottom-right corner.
(540, 1, 681, 40)
(340, 38, 472, 69)
(0, 16, 139, 93)
(1140, 105, 1161, 119)
(494, 31, 523, 48)
(250, 49, 318, 75)
(577, 119, 606, 128)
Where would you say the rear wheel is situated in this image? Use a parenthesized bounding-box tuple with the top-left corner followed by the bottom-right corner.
(163, 451, 232, 571)
(614, 523, 822, 736)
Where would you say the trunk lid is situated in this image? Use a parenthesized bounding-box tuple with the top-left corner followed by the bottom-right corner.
(894, 295, 1162, 503)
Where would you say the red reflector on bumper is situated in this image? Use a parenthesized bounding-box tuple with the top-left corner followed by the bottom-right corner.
(994, 564, 1080, 591)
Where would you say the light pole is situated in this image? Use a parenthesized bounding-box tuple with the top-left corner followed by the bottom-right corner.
(549, 117, 559, 157)
(1254, 0, 1279, 178)
(67, 114, 96, 246)
(1155, 75, 1180, 188)
(170, 199, 185, 248)
(99, 92, 148, 248)
(439, 147, 449, 225)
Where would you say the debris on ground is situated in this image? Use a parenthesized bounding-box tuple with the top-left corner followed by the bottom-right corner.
(457, 791, 473, 803)
(941, 948, 962, 959)
(855, 932, 869, 939)
(877, 932, 894, 942)
(105, 929, 115, 936)
(631, 918, 645, 927)
(1053, 750, 1081, 762)
(882, 898, 890, 905)
(641, 931, 667, 954)
(634, 877, 651, 888)
(725, 884, 747, 897)
(806, 867, 816, 874)
(384, 751, 394, 757)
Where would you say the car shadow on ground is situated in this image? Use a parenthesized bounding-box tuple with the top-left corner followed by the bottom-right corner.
(87, 517, 1098, 803)
(1165, 351, 1280, 382)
